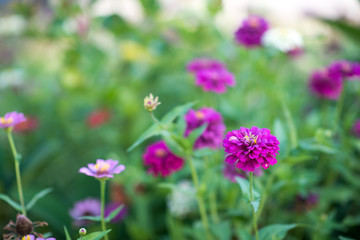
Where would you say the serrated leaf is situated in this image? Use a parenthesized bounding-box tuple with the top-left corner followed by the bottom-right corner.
(77, 215, 102, 222)
(127, 124, 162, 152)
(77, 229, 112, 240)
(161, 102, 194, 125)
(26, 188, 53, 210)
(105, 205, 123, 222)
(235, 177, 260, 201)
(251, 199, 260, 213)
(64, 226, 72, 240)
(0, 194, 22, 211)
(259, 223, 297, 240)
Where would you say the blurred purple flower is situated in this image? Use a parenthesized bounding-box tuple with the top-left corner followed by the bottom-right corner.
(194, 69, 235, 94)
(223, 127, 280, 172)
(27, 235, 56, 240)
(235, 15, 269, 48)
(105, 202, 127, 223)
(352, 119, 360, 138)
(186, 58, 225, 73)
(328, 60, 360, 80)
(309, 69, 343, 100)
(70, 198, 101, 227)
(0, 111, 26, 129)
(185, 108, 225, 149)
(79, 159, 125, 179)
(143, 141, 184, 177)
(295, 193, 318, 212)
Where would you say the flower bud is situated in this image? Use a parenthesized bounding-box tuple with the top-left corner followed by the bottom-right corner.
(79, 228, 87, 236)
(144, 93, 161, 112)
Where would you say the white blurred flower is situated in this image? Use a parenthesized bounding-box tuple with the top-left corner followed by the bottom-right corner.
(262, 28, 303, 53)
(0, 68, 25, 89)
(0, 15, 26, 36)
(158, 0, 207, 21)
(167, 181, 196, 218)
(62, 15, 89, 37)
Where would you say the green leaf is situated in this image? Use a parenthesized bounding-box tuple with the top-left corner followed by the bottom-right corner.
(127, 124, 162, 152)
(105, 205, 123, 222)
(0, 194, 22, 211)
(64, 226, 72, 240)
(259, 223, 297, 240)
(77, 229, 112, 240)
(26, 188, 53, 210)
(281, 101, 297, 149)
(273, 118, 287, 156)
(251, 199, 260, 213)
(235, 177, 260, 201)
(77, 216, 102, 222)
(338, 236, 356, 240)
(187, 124, 207, 148)
(175, 116, 186, 136)
(319, 18, 360, 43)
(211, 220, 231, 240)
(161, 102, 194, 125)
(162, 131, 185, 156)
(299, 140, 337, 154)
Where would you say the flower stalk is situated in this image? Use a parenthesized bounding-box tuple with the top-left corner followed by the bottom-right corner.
(249, 172, 259, 240)
(100, 180, 109, 240)
(7, 129, 26, 216)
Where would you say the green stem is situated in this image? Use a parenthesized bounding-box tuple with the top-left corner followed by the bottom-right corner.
(209, 191, 219, 223)
(249, 173, 259, 240)
(186, 155, 211, 239)
(100, 180, 109, 240)
(334, 81, 346, 131)
(7, 130, 26, 216)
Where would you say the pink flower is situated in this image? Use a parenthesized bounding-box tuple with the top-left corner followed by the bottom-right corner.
(14, 116, 39, 133)
(186, 58, 225, 73)
(223, 127, 280, 172)
(185, 108, 225, 149)
(328, 60, 360, 80)
(79, 159, 125, 179)
(309, 69, 343, 100)
(0, 111, 26, 129)
(143, 141, 184, 177)
(69, 198, 101, 227)
(235, 15, 269, 48)
(86, 109, 111, 128)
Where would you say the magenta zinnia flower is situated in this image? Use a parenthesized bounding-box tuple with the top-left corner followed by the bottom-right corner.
(352, 119, 360, 138)
(223, 126, 280, 172)
(0, 111, 26, 129)
(143, 141, 184, 177)
(235, 15, 269, 48)
(195, 69, 235, 94)
(69, 198, 101, 227)
(328, 60, 360, 80)
(79, 159, 125, 179)
(309, 69, 343, 100)
(186, 58, 225, 73)
(185, 108, 225, 149)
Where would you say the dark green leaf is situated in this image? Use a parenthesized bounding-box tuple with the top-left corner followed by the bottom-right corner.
(77, 216, 102, 222)
(77, 230, 112, 240)
(338, 236, 356, 240)
(187, 124, 207, 148)
(235, 177, 260, 201)
(105, 205, 123, 222)
(319, 18, 360, 43)
(161, 102, 194, 125)
(0, 194, 22, 212)
(26, 188, 53, 210)
(259, 223, 297, 240)
(127, 124, 162, 152)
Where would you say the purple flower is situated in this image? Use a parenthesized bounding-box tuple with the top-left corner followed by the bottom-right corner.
(295, 193, 318, 212)
(223, 127, 280, 172)
(105, 202, 127, 223)
(186, 58, 225, 73)
(352, 119, 360, 138)
(309, 69, 343, 100)
(223, 162, 264, 182)
(69, 198, 101, 227)
(195, 69, 235, 94)
(235, 15, 269, 48)
(143, 141, 184, 177)
(328, 60, 360, 80)
(22, 235, 56, 240)
(79, 159, 125, 179)
(185, 108, 225, 149)
(0, 111, 26, 129)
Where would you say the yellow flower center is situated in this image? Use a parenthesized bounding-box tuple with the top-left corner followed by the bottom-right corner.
(0, 117, 13, 125)
(244, 134, 258, 144)
(248, 17, 259, 28)
(195, 111, 204, 119)
(95, 163, 110, 172)
(155, 149, 167, 158)
(22, 236, 31, 240)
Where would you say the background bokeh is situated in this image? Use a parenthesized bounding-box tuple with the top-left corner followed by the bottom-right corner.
(1, 0, 360, 239)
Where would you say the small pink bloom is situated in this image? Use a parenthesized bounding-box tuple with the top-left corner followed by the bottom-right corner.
(79, 159, 125, 179)
(0, 111, 26, 129)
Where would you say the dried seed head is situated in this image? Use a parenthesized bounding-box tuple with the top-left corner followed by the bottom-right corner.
(15, 215, 33, 236)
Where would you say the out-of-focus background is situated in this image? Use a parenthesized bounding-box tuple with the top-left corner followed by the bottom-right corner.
(1, 0, 360, 239)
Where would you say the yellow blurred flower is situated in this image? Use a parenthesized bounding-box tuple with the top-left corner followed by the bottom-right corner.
(120, 41, 154, 63)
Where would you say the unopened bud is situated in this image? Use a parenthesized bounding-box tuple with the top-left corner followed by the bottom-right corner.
(79, 228, 87, 236)
(144, 93, 161, 112)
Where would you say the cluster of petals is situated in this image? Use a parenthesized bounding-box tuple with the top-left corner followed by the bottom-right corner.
(187, 58, 235, 94)
(0, 111, 26, 129)
(223, 126, 280, 172)
(328, 60, 360, 80)
(143, 141, 184, 177)
(184, 107, 225, 149)
(308, 69, 343, 100)
(235, 15, 269, 48)
(79, 159, 125, 179)
(22, 235, 55, 240)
